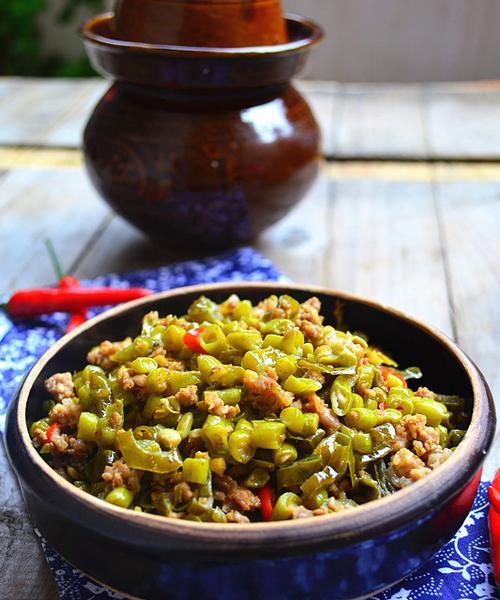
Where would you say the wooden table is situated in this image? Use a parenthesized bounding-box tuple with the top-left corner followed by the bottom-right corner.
(0, 77, 499, 599)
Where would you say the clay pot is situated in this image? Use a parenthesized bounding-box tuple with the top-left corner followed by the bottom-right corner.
(112, 0, 288, 47)
(81, 14, 323, 250)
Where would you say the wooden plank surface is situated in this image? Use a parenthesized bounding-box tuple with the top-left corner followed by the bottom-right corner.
(333, 85, 427, 159)
(0, 80, 100, 147)
(0, 168, 109, 290)
(434, 174, 500, 471)
(0, 78, 499, 599)
(41, 80, 108, 148)
(74, 214, 172, 279)
(2, 78, 500, 159)
(425, 86, 500, 159)
(320, 167, 453, 336)
(258, 169, 330, 284)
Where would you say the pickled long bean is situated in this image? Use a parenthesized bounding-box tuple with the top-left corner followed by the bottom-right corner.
(30, 293, 469, 523)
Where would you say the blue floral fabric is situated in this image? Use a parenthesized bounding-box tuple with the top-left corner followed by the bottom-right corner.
(0, 247, 497, 600)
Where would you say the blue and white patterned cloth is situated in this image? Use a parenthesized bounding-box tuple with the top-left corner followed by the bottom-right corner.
(0, 247, 497, 600)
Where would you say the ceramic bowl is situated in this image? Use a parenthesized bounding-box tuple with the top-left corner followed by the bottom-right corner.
(112, 0, 288, 47)
(5, 282, 496, 600)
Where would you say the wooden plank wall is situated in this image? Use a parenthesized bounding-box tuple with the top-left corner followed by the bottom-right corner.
(284, 0, 500, 82)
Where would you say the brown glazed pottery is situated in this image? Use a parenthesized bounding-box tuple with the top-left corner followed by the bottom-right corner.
(81, 13, 323, 250)
(5, 282, 496, 600)
(112, 0, 288, 47)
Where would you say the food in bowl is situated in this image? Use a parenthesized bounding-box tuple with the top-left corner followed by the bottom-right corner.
(30, 294, 469, 523)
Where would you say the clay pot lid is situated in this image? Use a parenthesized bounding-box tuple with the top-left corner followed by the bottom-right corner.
(81, 12, 323, 58)
(112, 0, 289, 47)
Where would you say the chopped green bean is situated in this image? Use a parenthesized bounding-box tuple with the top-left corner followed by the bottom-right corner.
(105, 486, 134, 508)
(199, 324, 227, 355)
(279, 406, 305, 434)
(413, 399, 449, 427)
(251, 420, 286, 450)
(276, 455, 322, 489)
(243, 468, 270, 489)
(77, 412, 99, 442)
(176, 412, 194, 440)
(227, 331, 263, 351)
(228, 430, 256, 464)
(302, 413, 319, 436)
(129, 357, 158, 374)
(271, 492, 301, 521)
(272, 442, 298, 467)
(283, 375, 322, 395)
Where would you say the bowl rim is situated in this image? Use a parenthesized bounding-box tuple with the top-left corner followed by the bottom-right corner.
(11, 281, 495, 552)
(80, 12, 324, 58)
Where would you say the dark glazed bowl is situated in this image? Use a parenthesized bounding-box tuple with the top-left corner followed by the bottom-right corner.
(6, 283, 496, 600)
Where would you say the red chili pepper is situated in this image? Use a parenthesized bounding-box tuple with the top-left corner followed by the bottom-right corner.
(45, 422, 59, 444)
(183, 327, 207, 354)
(378, 401, 388, 410)
(257, 483, 274, 522)
(43, 239, 90, 331)
(488, 469, 500, 586)
(3, 287, 151, 317)
(65, 312, 88, 332)
(59, 275, 88, 332)
(379, 366, 408, 388)
(59, 275, 80, 288)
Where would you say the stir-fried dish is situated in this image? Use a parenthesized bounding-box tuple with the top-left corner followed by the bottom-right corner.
(30, 294, 469, 523)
